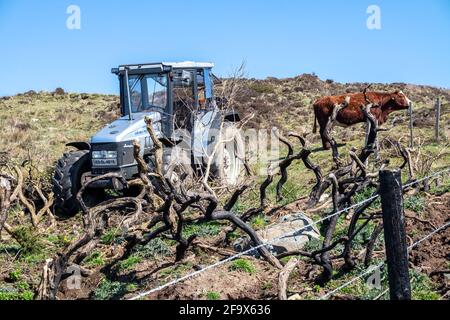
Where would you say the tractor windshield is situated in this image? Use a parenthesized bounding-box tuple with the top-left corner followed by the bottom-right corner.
(126, 74, 167, 114)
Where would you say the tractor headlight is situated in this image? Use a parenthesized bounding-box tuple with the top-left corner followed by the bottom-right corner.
(92, 151, 117, 159)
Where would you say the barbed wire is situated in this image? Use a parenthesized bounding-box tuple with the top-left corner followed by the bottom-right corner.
(318, 261, 385, 300)
(128, 168, 449, 301)
(373, 219, 450, 300)
(320, 213, 450, 300)
(403, 167, 450, 188)
(408, 220, 450, 251)
(373, 287, 389, 300)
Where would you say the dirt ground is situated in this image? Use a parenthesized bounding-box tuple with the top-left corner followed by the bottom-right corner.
(407, 193, 450, 297)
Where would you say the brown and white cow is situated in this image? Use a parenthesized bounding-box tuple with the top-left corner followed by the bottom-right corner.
(313, 91, 411, 150)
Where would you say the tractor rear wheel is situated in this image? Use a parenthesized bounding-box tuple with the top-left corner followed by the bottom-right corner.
(211, 122, 245, 186)
(52, 150, 90, 217)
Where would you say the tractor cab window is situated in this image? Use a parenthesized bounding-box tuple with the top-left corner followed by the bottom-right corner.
(171, 69, 214, 130)
(126, 74, 167, 114)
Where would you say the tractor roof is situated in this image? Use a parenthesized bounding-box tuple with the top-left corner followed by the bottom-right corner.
(112, 61, 214, 75)
(163, 61, 214, 69)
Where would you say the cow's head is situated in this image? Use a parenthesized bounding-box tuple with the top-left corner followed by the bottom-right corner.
(386, 90, 411, 111)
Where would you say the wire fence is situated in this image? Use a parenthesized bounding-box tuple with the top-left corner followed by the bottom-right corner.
(319, 173, 450, 301)
(128, 168, 449, 301)
(320, 220, 450, 300)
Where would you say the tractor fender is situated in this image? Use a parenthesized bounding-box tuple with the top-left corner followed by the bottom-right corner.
(223, 111, 241, 123)
(66, 141, 91, 151)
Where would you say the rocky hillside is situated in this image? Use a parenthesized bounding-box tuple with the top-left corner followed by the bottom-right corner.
(0, 75, 449, 171)
(232, 74, 450, 131)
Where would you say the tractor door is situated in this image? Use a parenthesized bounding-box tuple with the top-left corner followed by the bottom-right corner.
(171, 68, 217, 163)
(190, 68, 220, 163)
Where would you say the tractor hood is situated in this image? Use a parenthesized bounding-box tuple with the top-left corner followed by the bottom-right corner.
(91, 112, 162, 143)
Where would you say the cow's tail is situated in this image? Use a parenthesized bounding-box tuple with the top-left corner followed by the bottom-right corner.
(313, 109, 318, 134)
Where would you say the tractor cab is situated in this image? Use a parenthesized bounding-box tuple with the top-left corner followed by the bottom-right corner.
(111, 62, 218, 138)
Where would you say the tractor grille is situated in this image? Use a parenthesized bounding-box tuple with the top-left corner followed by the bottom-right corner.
(91, 141, 135, 169)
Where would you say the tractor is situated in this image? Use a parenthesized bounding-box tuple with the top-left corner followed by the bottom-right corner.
(53, 62, 244, 216)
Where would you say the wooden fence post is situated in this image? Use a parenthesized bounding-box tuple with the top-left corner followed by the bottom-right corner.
(379, 169, 411, 300)
(435, 97, 441, 143)
(408, 102, 414, 148)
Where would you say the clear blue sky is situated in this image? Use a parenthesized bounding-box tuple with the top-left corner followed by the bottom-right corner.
(0, 0, 449, 96)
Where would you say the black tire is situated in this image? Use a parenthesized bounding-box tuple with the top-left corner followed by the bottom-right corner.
(211, 122, 245, 186)
(52, 150, 90, 217)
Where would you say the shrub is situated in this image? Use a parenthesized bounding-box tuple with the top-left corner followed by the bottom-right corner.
(134, 238, 172, 259)
(53, 87, 65, 95)
(404, 195, 425, 213)
(248, 82, 275, 94)
(12, 226, 44, 256)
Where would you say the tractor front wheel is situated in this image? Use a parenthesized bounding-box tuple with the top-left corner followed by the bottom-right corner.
(52, 150, 90, 217)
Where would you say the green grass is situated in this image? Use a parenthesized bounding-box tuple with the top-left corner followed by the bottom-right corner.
(229, 258, 256, 275)
(0, 289, 34, 300)
(250, 215, 269, 230)
(8, 268, 22, 282)
(0, 275, 34, 301)
(159, 263, 193, 279)
(45, 233, 73, 247)
(125, 283, 138, 292)
(404, 194, 426, 213)
(0, 92, 119, 175)
(353, 186, 381, 210)
(206, 291, 221, 300)
(302, 237, 322, 253)
(323, 262, 389, 299)
(84, 251, 105, 267)
(429, 175, 450, 195)
(320, 262, 443, 300)
(117, 254, 142, 272)
(133, 238, 172, 259)
(93, 279, 128, 300)
(100, 228, 119, 245)
(410, 270, 441, 300)
(182, 221, 223, 238)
